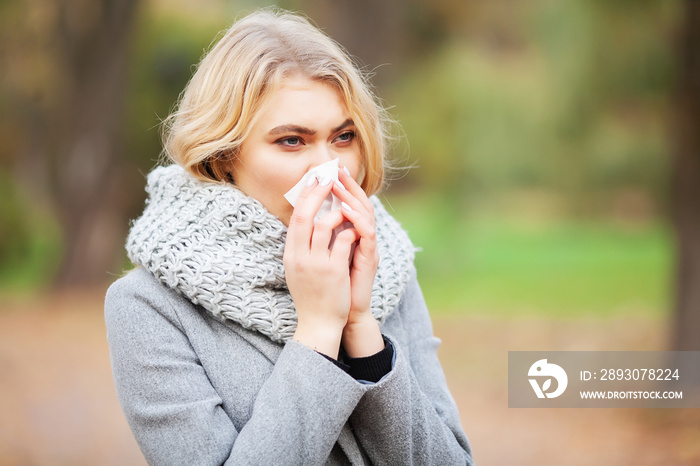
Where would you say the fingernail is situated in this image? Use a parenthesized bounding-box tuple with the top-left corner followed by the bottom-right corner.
(320, 176, 331, 186)
(341, 202, 353, 212)
(335, 180, 346, 190)
(306, 175, 317, 187)
(343, 166, 351, 176)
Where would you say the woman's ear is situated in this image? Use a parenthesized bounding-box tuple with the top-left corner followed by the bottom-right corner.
(203, 156, 219, 181)
(218, 150, 237, 184)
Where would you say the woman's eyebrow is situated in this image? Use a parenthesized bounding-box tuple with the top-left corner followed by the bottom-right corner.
(268, 125, 316, 136)
(331, 118, 354, 134)
(267, 118, 354, 136)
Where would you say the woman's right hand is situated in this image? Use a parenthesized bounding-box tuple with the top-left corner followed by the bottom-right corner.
(284, 176, 360, 359)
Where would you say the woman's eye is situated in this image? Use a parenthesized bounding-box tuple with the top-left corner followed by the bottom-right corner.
(276, 136, 303, 147)
(335, 131, 355, 143)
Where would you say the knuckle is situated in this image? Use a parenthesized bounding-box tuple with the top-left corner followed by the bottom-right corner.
(294, 257, 309, 272)
(283, 251, 308, 272)
(313, 219, 332, 232)
(339, 228, 358, 240)
(366, 228, 377, 242)
(290, 213, 308, 226)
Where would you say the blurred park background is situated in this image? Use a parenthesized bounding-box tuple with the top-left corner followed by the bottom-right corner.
(1, 0, 699, 464)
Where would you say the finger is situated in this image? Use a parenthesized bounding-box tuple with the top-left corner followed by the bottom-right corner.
(286, 177, 334, 251)
(338, 166, 375, 218)
(339, 200, 376, 242)
(351, 233, 378, 268)
(332, 183, 372, 225)
(341, 202, 377, 266)
(309, 209, 347, 254)
(329, 227, 360, 264)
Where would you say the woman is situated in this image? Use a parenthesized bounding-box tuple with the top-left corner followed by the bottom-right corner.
(105, 9, 474, 465)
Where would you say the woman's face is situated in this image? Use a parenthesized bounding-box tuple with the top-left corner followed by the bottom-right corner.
(231, 76, 362, 226)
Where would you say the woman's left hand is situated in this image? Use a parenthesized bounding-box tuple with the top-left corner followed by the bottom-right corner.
(333, 166, 385, 357)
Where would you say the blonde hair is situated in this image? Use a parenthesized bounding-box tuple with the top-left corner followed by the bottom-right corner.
(162, 9, 392, 195)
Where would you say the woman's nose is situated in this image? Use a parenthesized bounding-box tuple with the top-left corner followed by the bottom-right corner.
(310, 143, 335, 166)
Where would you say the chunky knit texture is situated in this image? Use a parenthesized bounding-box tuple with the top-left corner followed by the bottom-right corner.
(126, 164, 416, 343)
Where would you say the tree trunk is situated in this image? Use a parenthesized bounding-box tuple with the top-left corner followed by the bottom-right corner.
(52, 0, 140, 287)
(670, 0, 700, 351)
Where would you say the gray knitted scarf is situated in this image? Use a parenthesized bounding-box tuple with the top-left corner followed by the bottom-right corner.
(126, 164, 415, 343)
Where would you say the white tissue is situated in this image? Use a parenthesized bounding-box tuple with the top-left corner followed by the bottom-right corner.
(284, 158, 354, 250)
(284, 158, 344, 222)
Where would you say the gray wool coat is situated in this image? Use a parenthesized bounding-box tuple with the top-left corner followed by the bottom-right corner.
(105, 267, 474, 465)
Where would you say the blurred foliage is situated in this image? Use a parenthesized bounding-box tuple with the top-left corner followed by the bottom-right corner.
(0, 171, 32, 270)
(0, 0, 681, 313)
(0, 172, 61, 292)
(124, 2, 232, 176)
(0, 0, 62, 290)
(391, 0, 676, 216)
(385, 193, 671, 316)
